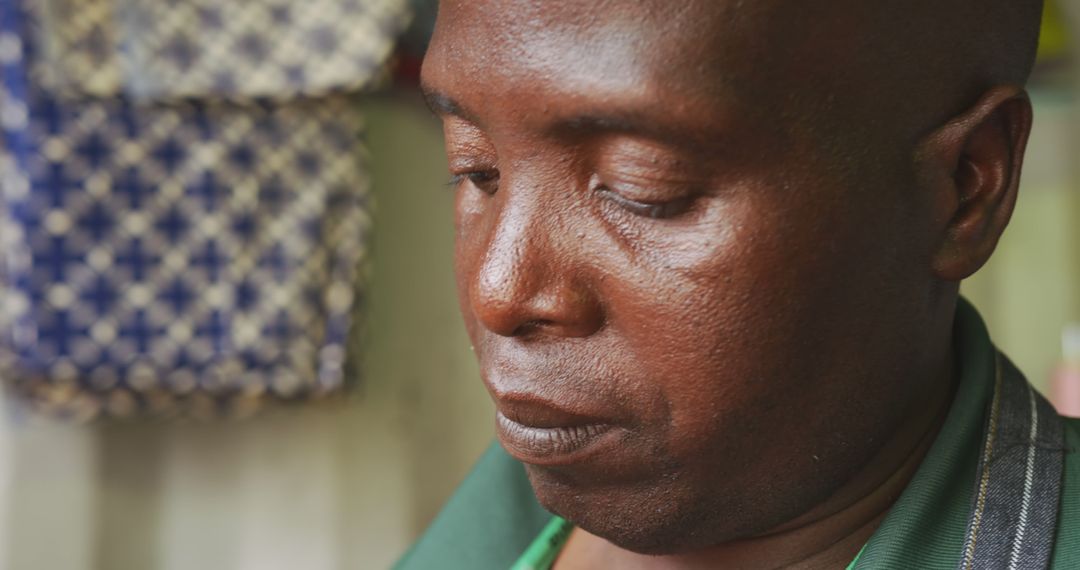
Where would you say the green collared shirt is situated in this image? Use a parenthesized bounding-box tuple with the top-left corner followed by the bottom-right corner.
(397, 302, 1080, 569)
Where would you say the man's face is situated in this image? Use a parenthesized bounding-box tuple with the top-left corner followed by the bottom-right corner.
(423, 0, 944, 553)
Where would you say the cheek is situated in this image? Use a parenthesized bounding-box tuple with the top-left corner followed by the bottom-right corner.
(607, 263, 779, 456)
(453, 189, 488, 340)
(599, 195, 868, 456)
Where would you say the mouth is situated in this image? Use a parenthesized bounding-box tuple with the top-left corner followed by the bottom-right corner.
(495, 398, 621, 465)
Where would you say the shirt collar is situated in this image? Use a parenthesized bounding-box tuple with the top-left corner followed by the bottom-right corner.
(853, 298, 996, 568)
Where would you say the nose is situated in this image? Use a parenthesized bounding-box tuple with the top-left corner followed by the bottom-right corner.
(469, 198, 604, 340)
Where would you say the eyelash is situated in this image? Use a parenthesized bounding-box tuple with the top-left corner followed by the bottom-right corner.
(449, 170, 500, 195)
(595, 186, 693, 219)
(448, 170, 692, 220)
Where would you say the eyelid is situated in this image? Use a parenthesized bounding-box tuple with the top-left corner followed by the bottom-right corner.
(590, 168, 697, 201)
(443, 120, 496, 161)
(451, 169, 500, 195)
(595, 184, 694, 219)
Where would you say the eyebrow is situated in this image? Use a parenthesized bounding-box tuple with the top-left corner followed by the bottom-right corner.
(553, 111, 726, 151)
(557, 114, 678, 142)
(421, 85, 477, 122)
(421, 85, 728, 150)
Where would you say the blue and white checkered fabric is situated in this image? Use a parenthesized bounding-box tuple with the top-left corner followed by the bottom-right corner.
(34, 0, 410, 100)
(0, 0, 396, 419)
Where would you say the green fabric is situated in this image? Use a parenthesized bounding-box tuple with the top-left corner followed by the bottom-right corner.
(854, 301, 1080, 569)
(847, 544, 867, 570)
(1051, 418, 1080, 569)
(850, 300, 991, 568)
(509, 517, 573, 570)
(397, 301, 1080, 569)
(507, 521, 855, 570)
(394, 444, 552, 570)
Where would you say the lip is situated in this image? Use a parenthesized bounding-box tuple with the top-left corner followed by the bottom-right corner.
(494, 397, 621, 465)
(496, 412, 618, 465)
(498, 395, 614, 428)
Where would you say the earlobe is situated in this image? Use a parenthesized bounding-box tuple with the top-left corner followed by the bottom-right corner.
(920, 86, 1033, 282)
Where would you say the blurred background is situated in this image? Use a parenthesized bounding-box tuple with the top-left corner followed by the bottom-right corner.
(0, 1, 1077, 569)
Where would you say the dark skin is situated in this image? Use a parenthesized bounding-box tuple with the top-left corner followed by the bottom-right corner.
(421, 0, 1039, 567)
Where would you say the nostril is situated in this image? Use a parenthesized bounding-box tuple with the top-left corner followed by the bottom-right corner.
(513, 319, 553, 337)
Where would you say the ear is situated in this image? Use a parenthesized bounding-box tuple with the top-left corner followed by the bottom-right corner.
(916, 86, 1033, 282)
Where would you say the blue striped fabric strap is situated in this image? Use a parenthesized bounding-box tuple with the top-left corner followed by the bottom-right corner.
(958, 352, 1065, 570)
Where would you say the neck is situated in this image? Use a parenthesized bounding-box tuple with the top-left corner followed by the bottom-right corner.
(558, 352, 957, 570)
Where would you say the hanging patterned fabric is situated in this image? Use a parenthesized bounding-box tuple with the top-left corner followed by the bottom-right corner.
(0, 0, 410, 420)
(34, 0, 408, 100)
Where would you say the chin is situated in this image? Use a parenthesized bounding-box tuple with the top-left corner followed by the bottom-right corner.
(524, 463, 755, 556)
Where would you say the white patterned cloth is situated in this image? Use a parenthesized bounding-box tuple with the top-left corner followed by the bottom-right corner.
(35, 0, 410, 100)
(0, 0, 401, 419)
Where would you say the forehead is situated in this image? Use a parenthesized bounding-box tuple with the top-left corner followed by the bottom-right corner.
(423, 0, 869, 139)
(427, 2, 732, 90)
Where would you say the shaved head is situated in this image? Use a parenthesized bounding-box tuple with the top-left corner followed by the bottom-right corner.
(797, 0, 1044, 133)
(423, 0, 1042, 559)
(966, 0, 1044, 83)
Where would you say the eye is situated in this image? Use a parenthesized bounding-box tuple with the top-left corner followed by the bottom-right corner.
(595, 185, 693, 219)
(450, 170, 500, 195)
